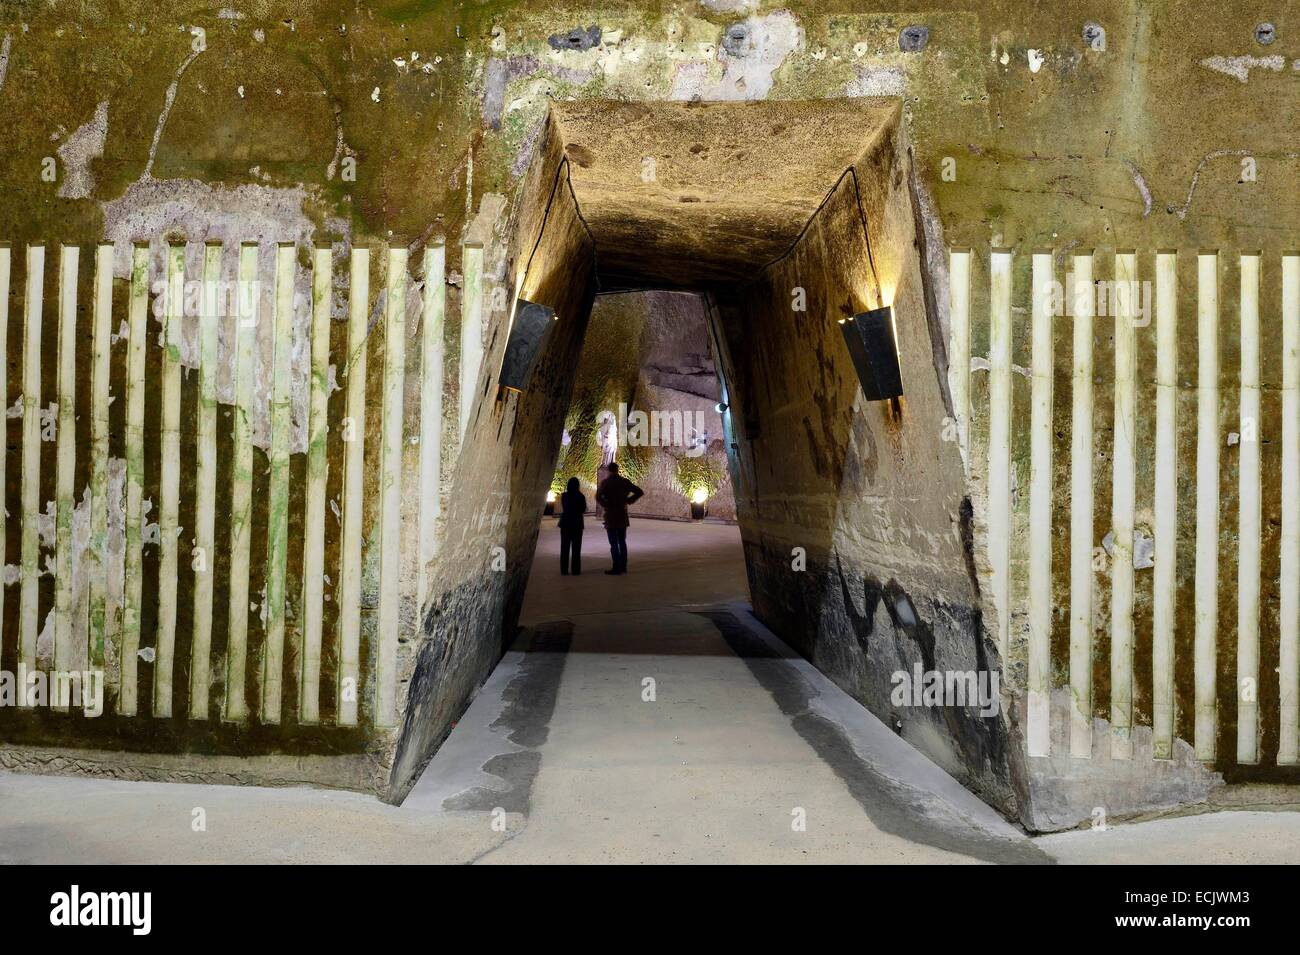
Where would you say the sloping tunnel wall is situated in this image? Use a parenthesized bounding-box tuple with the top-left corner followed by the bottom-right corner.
(389, 114, 597, 802)
(708, 119, 1016, 812)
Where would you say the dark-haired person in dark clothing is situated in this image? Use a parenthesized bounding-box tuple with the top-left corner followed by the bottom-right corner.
(558, 477, 586, 575)
(596, 462, 644, 575)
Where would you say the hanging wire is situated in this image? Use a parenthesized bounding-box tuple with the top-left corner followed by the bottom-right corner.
(518, 155, 602, 300)
(742, 165, 884, 308)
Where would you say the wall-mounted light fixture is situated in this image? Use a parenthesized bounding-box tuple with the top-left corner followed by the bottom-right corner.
(499, 298, 557, 392)
(839, 305, 903, 401)
(689, 487, 708, 521)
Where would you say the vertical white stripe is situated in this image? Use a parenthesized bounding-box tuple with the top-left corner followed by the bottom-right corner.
(1236, 254, 1261, 764)
(459, 243, 484, 440)
(154, 245, 183, 718)
(1152, 252, 1179, 759)
(190, 243, 221, 719)
(19, 246, 44, 689)
(0, 247, 8, 676)
(261, 244, 294, 724)
(299, 247, 332, 725)
(338, 248, 369, 727)
(224, 244, 258, 723)
(53, 246, 78, 706)
(1069, 253, 1095, 758)
(1110, 252, 1137, 759)
(988, 251, 1013, 661)
(948, 250, 972, 475)
(89, 245, 113, 674)
(1194, 252, 1220, 762)
(1028, 252, 1054, 756)
(121, 246, 148, 716)
(1280, 253, 1300, 765)
(376, 247, 407, 728)
(419, 243, 446, 607)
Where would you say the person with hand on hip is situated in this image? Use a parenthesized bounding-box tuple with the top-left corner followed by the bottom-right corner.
(595, 462, 643, 575)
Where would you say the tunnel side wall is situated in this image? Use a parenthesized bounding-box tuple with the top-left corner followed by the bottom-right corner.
(386, 122, 597, 803)
(710, 117, 1019, 814)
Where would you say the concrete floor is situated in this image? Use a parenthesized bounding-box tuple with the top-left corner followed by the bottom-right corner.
(407, 520, 1043, 863)
(1036, 810, 1300, 864)
(1, 519, 1296, 863)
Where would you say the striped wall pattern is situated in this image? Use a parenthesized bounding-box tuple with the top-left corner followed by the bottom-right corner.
(951, 248, 1300, 767)
(0, 241, 454, 732)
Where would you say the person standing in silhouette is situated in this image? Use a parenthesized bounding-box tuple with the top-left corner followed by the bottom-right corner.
(596, 462, 643, 575)
(558, 476, 586, 576)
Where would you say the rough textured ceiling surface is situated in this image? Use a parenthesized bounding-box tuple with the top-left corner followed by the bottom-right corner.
(551, 99, 900, 289)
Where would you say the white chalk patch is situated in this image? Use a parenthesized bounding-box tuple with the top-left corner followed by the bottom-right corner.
(845, 65, 906, 97)
(669, 10, 802, 102)
(56, 101, 109, 199)
(1199, 54, 1285, 82)
(0, 33, 12, 92)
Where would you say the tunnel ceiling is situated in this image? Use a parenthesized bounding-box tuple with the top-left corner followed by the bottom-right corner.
(550, 99, 900, 290)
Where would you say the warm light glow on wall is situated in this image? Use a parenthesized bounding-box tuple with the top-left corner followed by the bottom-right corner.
(506, 273, 526, 331)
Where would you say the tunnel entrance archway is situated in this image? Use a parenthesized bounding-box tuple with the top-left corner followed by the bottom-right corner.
(392, 99, 1011, 821)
